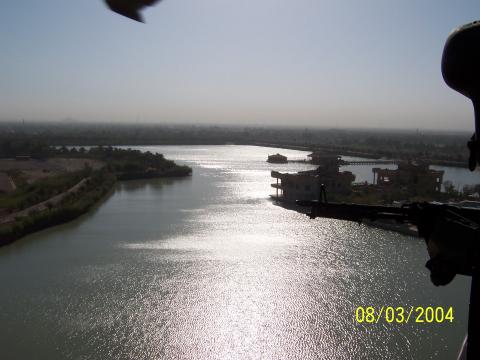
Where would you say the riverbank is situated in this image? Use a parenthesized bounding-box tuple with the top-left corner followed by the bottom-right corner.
(0, 171, 116, 246)
(254, 142, 468, 168)
(0, 147, 192, 245)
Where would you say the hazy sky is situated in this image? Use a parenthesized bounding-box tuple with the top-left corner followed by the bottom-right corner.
(1, 1, 479, 130)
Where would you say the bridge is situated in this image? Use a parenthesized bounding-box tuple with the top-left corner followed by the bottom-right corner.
(286, 159, 398, 166)
(341, 160, 398, 166)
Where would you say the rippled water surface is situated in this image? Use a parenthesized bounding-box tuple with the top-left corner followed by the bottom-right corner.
(0, 145, 471, 359)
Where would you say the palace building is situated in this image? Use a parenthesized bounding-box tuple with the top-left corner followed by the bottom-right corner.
(271, 154, 355, 202)
(372, 161, 444, 194)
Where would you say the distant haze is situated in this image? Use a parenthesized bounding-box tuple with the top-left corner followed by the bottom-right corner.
(1, 0, 479, 130)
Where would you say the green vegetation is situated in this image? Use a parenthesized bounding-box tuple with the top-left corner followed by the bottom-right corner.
(0, 170, 115, 245)
(0, 122, 471, 167)
(84, 146, 191, 179)
(53, 146, 192, 179)
(0, 171, 86, 212)
(0, 137, 52, 158)
(0, 145, 192, 245)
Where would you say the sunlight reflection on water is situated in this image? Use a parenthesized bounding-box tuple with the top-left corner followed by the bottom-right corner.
(0, 145, 471, 360)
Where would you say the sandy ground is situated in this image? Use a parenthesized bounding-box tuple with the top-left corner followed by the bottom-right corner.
(0, 172, 15, 193)
(0, 158, 105, 223)
(0, 158, 104, 183)
(0, 178, 88, 225)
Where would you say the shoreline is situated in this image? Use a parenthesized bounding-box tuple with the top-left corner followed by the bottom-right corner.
(0, 146, 192, 246)
(0, 172, 115, 246)
(0, 171, 192, 246)
(253, 142, 469, 168)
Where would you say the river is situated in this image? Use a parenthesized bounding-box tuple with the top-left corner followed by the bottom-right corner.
(0, 145, 473, 359)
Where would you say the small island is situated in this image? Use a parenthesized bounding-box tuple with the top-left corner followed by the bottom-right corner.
(0, 144, 191, 245)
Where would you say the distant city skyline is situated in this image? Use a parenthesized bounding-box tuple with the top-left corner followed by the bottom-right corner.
(1, 1, 479, 130)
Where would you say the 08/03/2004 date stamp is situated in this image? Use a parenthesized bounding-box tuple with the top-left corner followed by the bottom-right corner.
(355, 306, 454, 324)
